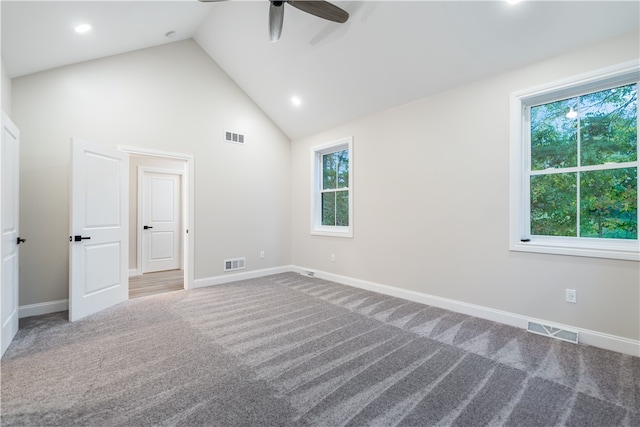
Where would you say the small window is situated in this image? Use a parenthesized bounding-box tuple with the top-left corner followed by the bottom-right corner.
(311, 137, 353, 237)
(510, 61, 639, 260)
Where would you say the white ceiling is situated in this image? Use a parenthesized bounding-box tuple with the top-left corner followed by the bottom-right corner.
(2, 1, 639, 139)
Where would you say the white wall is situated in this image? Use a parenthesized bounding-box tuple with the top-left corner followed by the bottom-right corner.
(12, 39, 291, 305)
(290, 31, 640, 341)
(1, 56, 11, 115)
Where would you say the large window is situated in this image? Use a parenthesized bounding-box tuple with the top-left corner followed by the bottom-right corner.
(311, 137, 353, 237)
(510, 62, 639, 260)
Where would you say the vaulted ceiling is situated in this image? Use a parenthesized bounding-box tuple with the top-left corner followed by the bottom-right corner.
(2, 1, 639, 139)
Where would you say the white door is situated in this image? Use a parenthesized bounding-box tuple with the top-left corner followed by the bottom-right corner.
(69, 139, 128, 322)
(141, 171, 181, 273)
(1, 113, 20, 356)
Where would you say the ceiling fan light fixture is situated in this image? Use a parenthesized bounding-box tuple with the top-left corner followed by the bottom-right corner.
(201, 0, 349, 42)
(267, 0, 348, 42)
(269, 1, 285, 42)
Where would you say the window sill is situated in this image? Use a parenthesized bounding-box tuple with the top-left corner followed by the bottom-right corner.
(510, 238, 639, 261)
(311, 226, 353, 238)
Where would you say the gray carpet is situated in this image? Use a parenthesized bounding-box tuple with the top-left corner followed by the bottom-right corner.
(1, 272, 638, 426)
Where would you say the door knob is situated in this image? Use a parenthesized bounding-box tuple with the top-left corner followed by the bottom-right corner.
(16, 237, 26, 244)
(73, 235, 91, 242)
(144, 225, 153, 230)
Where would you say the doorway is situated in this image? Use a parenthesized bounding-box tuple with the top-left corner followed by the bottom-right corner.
(129, 269, 183, 299)
(121, 146, 194, 298)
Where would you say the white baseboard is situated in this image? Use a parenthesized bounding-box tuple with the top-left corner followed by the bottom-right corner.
(129, 269, 140, 277)
(18, 266, 639, 357)
(19, 300, 69, 319)
(291, 266, 640, 357)
(194, 265, 294, 288)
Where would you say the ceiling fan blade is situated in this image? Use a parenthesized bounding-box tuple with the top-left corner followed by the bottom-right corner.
(287, 1, 348, 23)
(269, 2, 285, 42)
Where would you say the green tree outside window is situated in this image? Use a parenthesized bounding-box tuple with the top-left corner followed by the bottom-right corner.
(321, 149, 349, 226)
(530, 83, 637, 239)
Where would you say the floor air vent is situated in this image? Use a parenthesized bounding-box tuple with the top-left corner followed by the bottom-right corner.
(225, 131, 245, 144)
(224, 257, 245, 272)
(527, 321, 579, 344)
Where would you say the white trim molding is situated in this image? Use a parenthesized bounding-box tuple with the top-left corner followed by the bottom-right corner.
(118, 146, 193, 161)
(291, 266, 640, 357)
(19, 300, 69, 319)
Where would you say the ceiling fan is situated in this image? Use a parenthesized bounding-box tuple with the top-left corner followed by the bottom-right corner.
(198, 0, 349, 42)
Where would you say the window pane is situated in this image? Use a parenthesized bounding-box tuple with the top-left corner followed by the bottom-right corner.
(336, 190, 349, 226)
(321, 192, 336, 226)
(336, 150, 349, 188)
(531, 173, 577, 236)
(581, 84, 637, 166)
(580, 168, 637, 239)
(322, 153, 337, 190)
(531, 98, 578, 170)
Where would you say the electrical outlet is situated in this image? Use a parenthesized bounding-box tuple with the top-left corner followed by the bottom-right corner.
(565, 289, 577, 303)
(260, 251, 265, 259)
(331, 253, 335, 262)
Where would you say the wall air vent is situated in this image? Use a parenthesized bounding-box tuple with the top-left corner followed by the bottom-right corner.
(224, 257, 246, 272)
(225, 130, 245, 144)
(527, 321, 579, 344)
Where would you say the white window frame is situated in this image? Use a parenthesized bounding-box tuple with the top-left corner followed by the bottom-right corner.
(311, 137, 353, 238)
(509, 60, 640, 261)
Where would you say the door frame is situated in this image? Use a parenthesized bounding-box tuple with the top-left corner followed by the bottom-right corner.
(119, 146, 194, 290)
(137, 167, 184, 276)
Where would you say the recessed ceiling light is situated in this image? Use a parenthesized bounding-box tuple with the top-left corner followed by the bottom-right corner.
(291, 96, 302, 106)
(74, 24, 92, 34)
(506, 0, 522, 4)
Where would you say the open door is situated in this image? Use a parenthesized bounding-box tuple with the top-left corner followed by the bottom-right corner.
(69, 139, 128, 322)
(1, 112, 21, 356)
